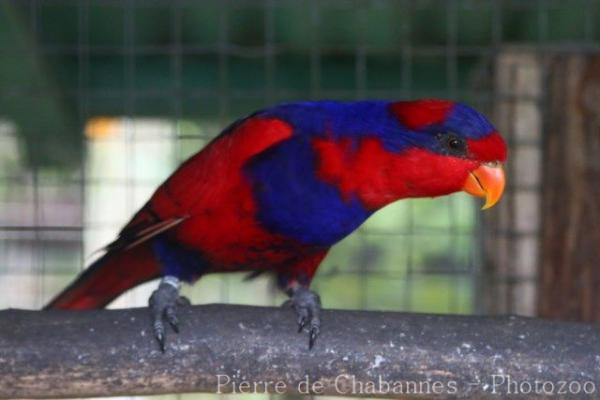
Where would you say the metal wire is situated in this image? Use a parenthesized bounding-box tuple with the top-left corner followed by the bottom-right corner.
(0, 0, 572, 317)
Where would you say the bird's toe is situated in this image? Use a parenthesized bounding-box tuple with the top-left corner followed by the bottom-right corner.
(289, 287, 322, 350)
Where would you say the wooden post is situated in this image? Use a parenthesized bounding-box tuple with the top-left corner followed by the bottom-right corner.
(490, 49, 600, 320)
(539, 54, 600, 321)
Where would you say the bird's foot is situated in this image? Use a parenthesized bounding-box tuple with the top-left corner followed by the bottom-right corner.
(286, 287, 321, 350)
(149, 276, 190, 352)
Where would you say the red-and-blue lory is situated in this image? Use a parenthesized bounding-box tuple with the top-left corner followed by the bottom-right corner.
(45, 99, 507, 350)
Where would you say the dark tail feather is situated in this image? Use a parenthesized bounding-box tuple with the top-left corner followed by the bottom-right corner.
(43, 243, 161, 310)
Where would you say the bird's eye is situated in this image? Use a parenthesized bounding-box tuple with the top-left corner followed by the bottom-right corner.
(448, 137, 461, 149)
(438, 132, 466, 156)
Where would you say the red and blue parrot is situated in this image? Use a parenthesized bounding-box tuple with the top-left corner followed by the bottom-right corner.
(45, 99, 507, 350)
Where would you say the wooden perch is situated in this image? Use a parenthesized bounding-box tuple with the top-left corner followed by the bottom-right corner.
(1, 305, 599, 399)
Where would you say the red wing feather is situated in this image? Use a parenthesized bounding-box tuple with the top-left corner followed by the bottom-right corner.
(104, 215, 188, 253)
(44, 116, 295, 310)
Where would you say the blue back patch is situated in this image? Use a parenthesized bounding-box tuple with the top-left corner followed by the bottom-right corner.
(245, 137, 372, 247)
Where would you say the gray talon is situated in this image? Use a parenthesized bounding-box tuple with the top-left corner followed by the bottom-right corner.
(309, 326, 319, 350)
(296, 307, 309, 332)
(156, 329, 165, 352)
(297, 317, 306, 332)
(149, 276, 185, 352)
(289, 287, 321, 350)
(165, 306, 179, 333)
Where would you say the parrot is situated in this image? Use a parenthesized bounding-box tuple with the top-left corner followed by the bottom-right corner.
(44, 99, 507, 350)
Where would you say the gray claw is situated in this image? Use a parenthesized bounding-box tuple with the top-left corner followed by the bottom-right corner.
(297, 317, 306, 333)
(165, 306, 179, 333)
(309, 326, 319, 350)
(296, 307, 309, 332)
(156, 329, 166, 352)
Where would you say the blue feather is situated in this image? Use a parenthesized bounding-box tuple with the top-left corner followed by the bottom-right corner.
(246, 137, 372, 246)
(152, 236, 207, 281)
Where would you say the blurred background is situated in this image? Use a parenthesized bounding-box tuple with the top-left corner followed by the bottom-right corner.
(0, 0, 598, 398)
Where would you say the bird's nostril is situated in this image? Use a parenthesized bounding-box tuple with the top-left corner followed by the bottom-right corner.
(483, 160, 502, 168)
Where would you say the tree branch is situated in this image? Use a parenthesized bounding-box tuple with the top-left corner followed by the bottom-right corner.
(1, 305, 599, 399)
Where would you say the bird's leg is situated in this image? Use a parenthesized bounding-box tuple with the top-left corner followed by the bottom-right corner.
(286, 286, 321, 350)
(278, 251, 328, 349)
(149, 275, 190, 352)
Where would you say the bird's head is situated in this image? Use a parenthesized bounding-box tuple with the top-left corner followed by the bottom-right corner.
(380, 99, 507, 209)
(310, 99, 506, 210)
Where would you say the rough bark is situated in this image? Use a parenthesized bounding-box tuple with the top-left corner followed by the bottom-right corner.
(540, 55, 600, 321)
(1, 305, 599, 399)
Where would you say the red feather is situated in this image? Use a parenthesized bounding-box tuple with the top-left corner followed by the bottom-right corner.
(313, 135, 479, 209)
(467, 132, 507, 162)
(389, 99, 454, 130)
(45, 117, 298, 309)
(157, 117, 301, 268)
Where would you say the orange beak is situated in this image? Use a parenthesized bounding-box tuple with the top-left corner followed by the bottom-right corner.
(462, 162, 506, 210)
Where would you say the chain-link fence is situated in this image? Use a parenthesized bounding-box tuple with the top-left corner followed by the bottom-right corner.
(0, 0, 595, 360)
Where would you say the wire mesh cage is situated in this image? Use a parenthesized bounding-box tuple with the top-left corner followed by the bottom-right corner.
(6, 1, 600, 399)
(1, 0, 597, 364)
